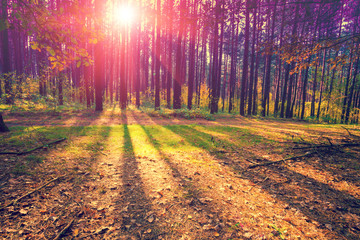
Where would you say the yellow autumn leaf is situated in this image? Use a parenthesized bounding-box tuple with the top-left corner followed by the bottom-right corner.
(73, 228, 79, 236)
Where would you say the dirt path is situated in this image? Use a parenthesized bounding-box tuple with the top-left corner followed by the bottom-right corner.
(1, 110, 360, 239)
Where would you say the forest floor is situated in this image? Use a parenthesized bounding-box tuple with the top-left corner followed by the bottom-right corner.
(0, 109, 360, 240)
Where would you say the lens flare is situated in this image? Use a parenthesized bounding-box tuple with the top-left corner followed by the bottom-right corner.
(113, 4, 136, 24)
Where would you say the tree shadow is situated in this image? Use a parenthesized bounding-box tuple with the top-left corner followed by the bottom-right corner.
(0, 124, 113, 239)
(138, 124, 234, 238)
(5, 110, 106, 127)
(163, 124, 360, 239)
(117, 111, 164, 239)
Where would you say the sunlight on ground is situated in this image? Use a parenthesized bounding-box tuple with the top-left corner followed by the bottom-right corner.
(287, 163, 360, 199)
(2, 115, 358, 239)
(128, 124, 180, 200)
(132, 124, 330, 238)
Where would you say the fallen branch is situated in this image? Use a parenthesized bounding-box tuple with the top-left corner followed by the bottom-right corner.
(210, 150, 238, 154)
(0, 138, 66, 155)
(0, 175, 66, 211)
(53, 217, 75, 240)
(293, 143, 360, 150)
(247, 152, 314, 169)
(342, 126, 360, 139)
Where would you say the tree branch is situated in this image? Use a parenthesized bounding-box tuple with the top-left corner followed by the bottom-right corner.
(0, 138, 66, 155)
(247, 152, 314, 169)
(0, 175, 66, 211)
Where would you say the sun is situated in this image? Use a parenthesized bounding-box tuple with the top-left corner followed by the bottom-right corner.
(113, 4, 136, 25)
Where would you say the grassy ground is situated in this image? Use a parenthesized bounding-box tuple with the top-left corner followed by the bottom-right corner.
(0, 109, 359, 239)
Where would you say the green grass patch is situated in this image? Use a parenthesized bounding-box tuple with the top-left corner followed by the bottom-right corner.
(140, 124, 270, 155)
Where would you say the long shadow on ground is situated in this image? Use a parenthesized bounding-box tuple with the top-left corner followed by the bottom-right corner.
(117, 113, 163, 239)
(163, 124, 360, 239)
(140, 125, 229, 239)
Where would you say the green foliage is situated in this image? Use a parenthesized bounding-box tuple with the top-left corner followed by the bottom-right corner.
(12, 1, 99, 71)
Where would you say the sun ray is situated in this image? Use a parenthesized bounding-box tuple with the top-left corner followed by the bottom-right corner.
(112, 3, 136, 25)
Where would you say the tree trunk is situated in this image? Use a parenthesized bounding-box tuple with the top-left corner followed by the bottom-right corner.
(248, 4, 257, 115)
(187, 0, 197, 110)
(94, 0, 104, 111)
(316, 49, 327, 119)
(345, 56, 359, 124)
(217, 13, 225, 111)
(166, 0, 174, 108)
(0, 113, 9, 132)
(2, 0, 12, 104)
(221, 54, 229, 112)
(120, 25, 127, 109)
(262, 0, 277, 116)
(252, 12, 262, 116)
(173, 0, 185, 109)
(300, 57, 311, 119)
(154, 0, 161, 110)
(285, 4, 299, 119)
(239, 0, 250, 116)
(229, 19, 238, 113)
(210, 0, 220, 114)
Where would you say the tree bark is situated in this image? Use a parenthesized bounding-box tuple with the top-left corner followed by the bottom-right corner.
(187, 0, 197, 110)
(173, 0, 185, 109)
(0, 113, 9, 132)
(345, 55, 359, 124)
(2, 0, 12, 104)
(210, 0, 220, 114)
(166, 0, 174, 108)
(316, 49, 327, 119)
(154, 0, 161, 110)
(229, 19, 238, 113)
(239, 0, 250, 116)
(262, 0, 277, 116)
(94, 0, 104, 111)
(248, 4, 257, 115)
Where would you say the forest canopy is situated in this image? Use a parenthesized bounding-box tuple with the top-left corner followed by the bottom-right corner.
(1, 0, 360, 123)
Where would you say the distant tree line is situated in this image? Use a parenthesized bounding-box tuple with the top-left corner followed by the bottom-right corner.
(1, 0, 360, 124)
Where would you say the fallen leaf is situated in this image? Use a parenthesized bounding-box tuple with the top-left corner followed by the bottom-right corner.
(325, 224, 332, 230)
(95, 227, 109, 234)
(243, 232, 253, 238)
(19, 209, 28, 215)
(203, 224, 213, 230)
(199, 197, 213, 204)
(73, 229, 80, 236)
(215, 223, 225, 231)
(214, 232, 220, 237)
(122, 206, 129, 212)
(148, 215, 155, 223)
